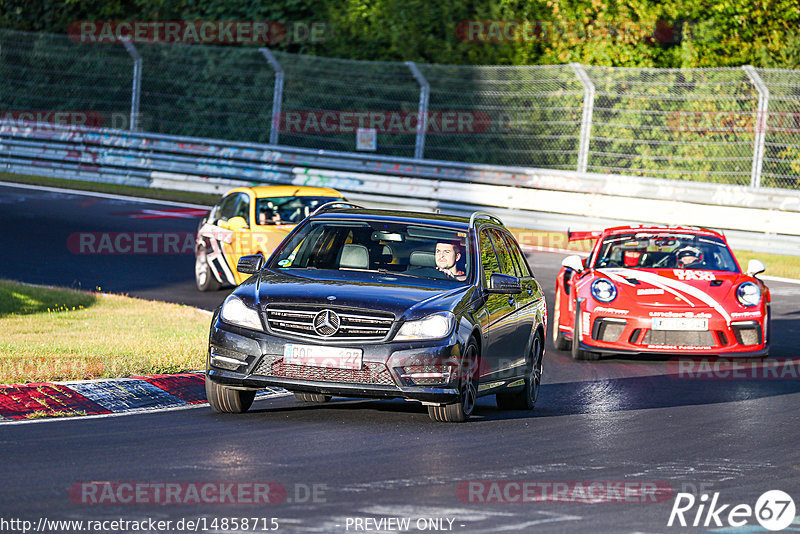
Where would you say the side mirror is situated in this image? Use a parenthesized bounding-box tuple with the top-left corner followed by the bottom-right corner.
(562, 254, 585, 272)
(746, 259, 766, 276)
(487, 273, 522, 294)
(225, 216, 249, 230)
(237, 254, 264, 274)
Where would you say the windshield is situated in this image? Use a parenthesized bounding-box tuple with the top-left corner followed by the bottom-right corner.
(255, 196, 341, 225)
(594, 232, 739, 272)
(269, 220, 472, 283)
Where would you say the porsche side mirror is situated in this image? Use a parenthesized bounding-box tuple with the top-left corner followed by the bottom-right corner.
(562, 255, 585, 273)
(746, 259, 766, 276)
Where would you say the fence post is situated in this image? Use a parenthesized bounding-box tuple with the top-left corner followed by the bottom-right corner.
(121, 41, 142, 131)
(742, 65, 769, 188)
(570, 63, 595, 174)
(260, 48, 284, 146)
(406, 61, 430, 160)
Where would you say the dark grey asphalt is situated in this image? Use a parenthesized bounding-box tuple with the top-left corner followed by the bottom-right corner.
(1, 182, 799, 533)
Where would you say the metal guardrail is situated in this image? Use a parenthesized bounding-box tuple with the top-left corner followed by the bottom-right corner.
(2, 120, 800, 256)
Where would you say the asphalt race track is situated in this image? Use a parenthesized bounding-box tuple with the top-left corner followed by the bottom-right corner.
(2, 182, 800, 533)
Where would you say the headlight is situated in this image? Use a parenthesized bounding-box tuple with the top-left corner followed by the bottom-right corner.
(736, 282, 761, 307)
(219, 295, 263, 331)
(591, 278, 617, 303)
(395, 312, 455, 341)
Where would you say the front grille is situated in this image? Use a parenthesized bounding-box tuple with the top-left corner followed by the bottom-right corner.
(264, 305, 394, 342)
(641, 330, 716, 347)
(253, 354, 395, 386)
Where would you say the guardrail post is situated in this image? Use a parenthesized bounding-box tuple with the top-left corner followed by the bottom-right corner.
(570, 63, 595, 174)
(121, 40, 142, 131)
(743, 65, 769, 188)
(260, 48, 284, 146)
(406, 61, 430, 160)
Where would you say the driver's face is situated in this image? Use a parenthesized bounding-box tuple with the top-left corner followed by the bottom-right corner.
(435, 243, 459, 270)
(680, 254, 698, 265)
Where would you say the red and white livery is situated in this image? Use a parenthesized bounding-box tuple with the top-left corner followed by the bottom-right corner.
(553, 226, 770, 360)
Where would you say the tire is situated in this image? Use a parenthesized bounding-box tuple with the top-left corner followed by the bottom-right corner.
(553, 289, 570, 351)
(195, 249, 221, 292)
(205, 378, 255, 413)
(571, 301, 600, 361)
(294, 392, 332, 403)
(428, 339, 479, 423)
(496, 331, 543, 410)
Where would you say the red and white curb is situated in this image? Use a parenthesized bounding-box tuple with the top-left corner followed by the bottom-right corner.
(0, 372, 288, 422)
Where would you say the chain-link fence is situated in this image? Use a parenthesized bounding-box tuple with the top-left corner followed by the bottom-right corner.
(1, 28, 798, 189)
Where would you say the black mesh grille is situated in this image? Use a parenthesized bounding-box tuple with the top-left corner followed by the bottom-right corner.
(641, 330, 716, 347)
(253, 354, 395, 386)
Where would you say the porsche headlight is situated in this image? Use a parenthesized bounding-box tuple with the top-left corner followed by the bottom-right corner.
(736, 282, 761, 307)
(220, 295, 263, 331)
(591, 278, 617, 303)
(395, 312, 455, 341)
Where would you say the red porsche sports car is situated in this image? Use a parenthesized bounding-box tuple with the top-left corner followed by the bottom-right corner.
(553, 226, 770, 360)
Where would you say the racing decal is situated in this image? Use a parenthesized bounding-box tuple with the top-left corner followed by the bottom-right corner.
(731, 311, 763, 319)
(594, 306, 629, 315)
(582, 311, 591, 338)
(637, 288, 664, 296)
(197, 222, 236, 285)
(649, 311, 711, 318)
(673, 269, 716, 281)
(605, 270, 694, 307)
(605, 268, 733, 323)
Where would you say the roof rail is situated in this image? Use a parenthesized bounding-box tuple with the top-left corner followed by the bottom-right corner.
(469, 211, 504, 227)
(310, 201, 367, 217)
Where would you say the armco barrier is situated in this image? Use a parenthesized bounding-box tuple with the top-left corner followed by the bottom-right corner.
(2, 120, 800, 255)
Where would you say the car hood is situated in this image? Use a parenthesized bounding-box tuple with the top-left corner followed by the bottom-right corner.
(249, 268, 471, 318)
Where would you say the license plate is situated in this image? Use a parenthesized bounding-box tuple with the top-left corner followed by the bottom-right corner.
(651, 318, 708, 331)
(283, 344, 363, 370)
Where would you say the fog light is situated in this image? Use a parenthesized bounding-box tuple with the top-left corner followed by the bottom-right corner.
(399, 365, 454, 386)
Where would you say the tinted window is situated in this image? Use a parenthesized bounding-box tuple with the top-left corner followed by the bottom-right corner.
(489, 229, 515, 275)
(233, 194, 250, 223)
(594, 233, 738, 272)
(480, 229, 500, 286)
(502, 232, 532, 278)
(217, 194, 239, 222)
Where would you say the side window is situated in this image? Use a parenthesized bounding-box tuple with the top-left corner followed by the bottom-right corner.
(216, 194, 238, 222)
(489, 229, 515, 275)
(503, 232, 532, 278)
(233, 194, 250, 224)
(479, 229, 500, 286)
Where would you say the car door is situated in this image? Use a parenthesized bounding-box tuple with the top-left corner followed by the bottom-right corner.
(500, 230, 545, 371)
(202, 192, 250, 285)
(478, 227, 521, 381)
(487, 229, 533, 375)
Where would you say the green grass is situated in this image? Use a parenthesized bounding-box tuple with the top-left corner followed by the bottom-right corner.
(0, 280, 208, 384)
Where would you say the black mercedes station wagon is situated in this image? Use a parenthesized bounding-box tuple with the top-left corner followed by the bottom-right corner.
(205, 203, 547, 422)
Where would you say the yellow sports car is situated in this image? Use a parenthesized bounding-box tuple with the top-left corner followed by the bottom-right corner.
(194, 185, 344, 291)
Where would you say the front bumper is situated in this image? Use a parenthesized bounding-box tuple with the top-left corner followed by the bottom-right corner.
(206, 319, 463, 404)
(570, 307, 769, 357)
